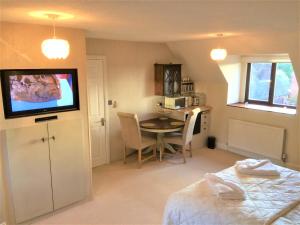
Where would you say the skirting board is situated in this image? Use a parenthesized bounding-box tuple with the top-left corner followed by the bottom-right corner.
(217, 142, 261, 159)
(227, 146, 273, 161)
(218, 143, 300, 171)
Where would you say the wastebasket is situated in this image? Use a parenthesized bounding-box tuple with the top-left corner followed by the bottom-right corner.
(207, 136, 216, 149)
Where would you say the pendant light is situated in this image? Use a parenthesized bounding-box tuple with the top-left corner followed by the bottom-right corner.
(41, 14, 70, 59)
(210, 34, 227, 61)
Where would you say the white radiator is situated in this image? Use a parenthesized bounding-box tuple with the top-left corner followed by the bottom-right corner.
(228, 119, 285, 161)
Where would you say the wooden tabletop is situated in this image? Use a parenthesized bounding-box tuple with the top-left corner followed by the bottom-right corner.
(140, 117, 185, 130)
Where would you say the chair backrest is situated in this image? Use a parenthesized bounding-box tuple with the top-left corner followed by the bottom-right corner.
(182, 108, 201, 146)
(117, 112, 142, 149)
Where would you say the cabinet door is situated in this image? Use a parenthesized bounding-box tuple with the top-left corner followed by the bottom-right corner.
(164, 66, 174, 96)
(164, 65, 181, 96)
(154, 64, 164, 95)
(200, 112, 210, 147)
(172, 65, 181, 96)
(48, 119, 86, 210)
(6, 124, 53, 223)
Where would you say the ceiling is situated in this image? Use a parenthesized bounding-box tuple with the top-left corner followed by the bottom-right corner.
(0, 1, 298, 42)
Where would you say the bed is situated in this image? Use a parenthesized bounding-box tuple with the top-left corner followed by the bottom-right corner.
(163, 165, 300, 225)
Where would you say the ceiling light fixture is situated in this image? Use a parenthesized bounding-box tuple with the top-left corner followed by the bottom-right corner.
(210, 34, 227, 61)
(41, 14, 70, 59)
(29, 11, 74, 20)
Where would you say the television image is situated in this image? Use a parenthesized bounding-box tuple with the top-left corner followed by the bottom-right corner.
(1, 69, 80, 119)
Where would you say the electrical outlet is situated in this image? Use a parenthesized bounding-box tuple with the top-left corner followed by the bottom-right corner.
(282, 153, 288, 162)
(113, 101, 117, 108)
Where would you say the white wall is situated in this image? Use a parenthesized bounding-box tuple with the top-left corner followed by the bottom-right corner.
(0, 147, 5, 224)
(167, 31, 300, 167)
(0, 22, 91, 223)
(218, 55, 241, 104)
(86, 38, 175, 161)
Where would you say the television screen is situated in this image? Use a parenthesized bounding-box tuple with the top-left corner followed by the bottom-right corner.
(1, 69, 80, 119)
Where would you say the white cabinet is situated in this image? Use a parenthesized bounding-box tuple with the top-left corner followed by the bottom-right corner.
(200, 111, 210, 146)
(201, 111, 209, 134)
(5, 119, 86, 223)
(48, 120, 86, 210)
(191, 110, 210, 148)
(6, 124, 53, 223)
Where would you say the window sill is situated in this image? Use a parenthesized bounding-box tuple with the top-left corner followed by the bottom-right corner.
(227, 103, 296, 115)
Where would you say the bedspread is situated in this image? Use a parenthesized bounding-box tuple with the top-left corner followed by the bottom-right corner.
(163, 165, 300, 225)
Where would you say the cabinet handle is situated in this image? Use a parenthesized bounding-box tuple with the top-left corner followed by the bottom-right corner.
(50, 136, 55, 141)
(41, 137, 46, 142)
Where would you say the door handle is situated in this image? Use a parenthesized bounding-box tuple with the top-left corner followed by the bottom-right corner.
(41, 136, 55, 142)
(101, 118, 105, 126)
(95, 118, 105, 126)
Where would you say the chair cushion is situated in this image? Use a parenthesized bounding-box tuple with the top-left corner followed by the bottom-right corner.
(163, 135, 183, 145)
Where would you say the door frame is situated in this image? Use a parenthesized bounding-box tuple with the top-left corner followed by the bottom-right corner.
(86, 55, 110, 165)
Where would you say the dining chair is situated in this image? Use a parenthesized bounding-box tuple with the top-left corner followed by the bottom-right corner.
(117, 112, 157, 168)
(163, 108, 201, 163)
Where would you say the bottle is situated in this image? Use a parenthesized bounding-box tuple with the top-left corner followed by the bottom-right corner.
(174, 80, 179, 93)
(198, 93, 206, 106)
(192, 94, 200, 106)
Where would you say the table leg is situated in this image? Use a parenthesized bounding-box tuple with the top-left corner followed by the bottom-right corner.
(164, 142, 177, 153)
(157, 133, 164, 161)
(141, 131, 179, 159)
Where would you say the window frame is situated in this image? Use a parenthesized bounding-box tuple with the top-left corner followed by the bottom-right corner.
(245, 62, 296, 109)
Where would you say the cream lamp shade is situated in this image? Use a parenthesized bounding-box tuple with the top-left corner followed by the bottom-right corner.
(41, 38, 70, 59)
(41, 13, 70, 59)
(210, 48, 227, 61)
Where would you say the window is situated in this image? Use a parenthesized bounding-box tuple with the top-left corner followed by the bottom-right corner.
(245, 62, 298, 108)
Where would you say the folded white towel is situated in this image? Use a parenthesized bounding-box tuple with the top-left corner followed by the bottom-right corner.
(204, 173, 245, 200)
(237, 159, 270, 169)
(235, 159, 280, 176)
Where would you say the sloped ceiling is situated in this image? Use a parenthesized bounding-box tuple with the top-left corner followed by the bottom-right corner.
(167, 32, 300, 83)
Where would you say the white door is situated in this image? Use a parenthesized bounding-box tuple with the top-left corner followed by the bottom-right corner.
(87, 57, 108, 167)
(48, 119, 87, 210)
(6, 124, 53, 223)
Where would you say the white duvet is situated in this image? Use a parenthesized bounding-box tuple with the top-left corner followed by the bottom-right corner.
(163, 165, 300, 225)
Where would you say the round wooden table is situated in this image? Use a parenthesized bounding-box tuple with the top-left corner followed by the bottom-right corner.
(140, 117, 185, 161)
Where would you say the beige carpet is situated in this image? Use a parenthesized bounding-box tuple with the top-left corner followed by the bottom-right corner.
(34, 148, 244, 225)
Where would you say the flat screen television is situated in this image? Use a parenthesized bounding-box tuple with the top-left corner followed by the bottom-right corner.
(1, 68, 80, 119)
